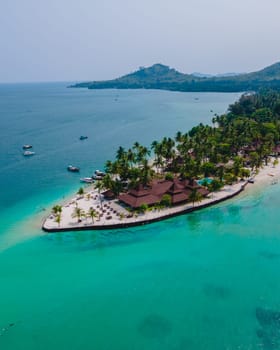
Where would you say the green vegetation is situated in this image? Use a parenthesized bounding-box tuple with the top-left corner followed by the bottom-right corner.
(52, 205, 62, 226)
(77, 187, 85, 196)
(139, 203, 149, 213)
(189, 189, 203, 207)
(52, 205, 62, 215)
(70, 62, 280, 93)
(160, 194, 172, 208)
(94, 180, 105, 210)
(87, 207, 98, 223)
(55, 213, 61, 227)
(72, 207, 85, 223)
(96, 90, 280, 203)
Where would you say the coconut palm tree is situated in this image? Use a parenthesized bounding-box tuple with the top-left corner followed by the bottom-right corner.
(151, 140, 164, 173)
(87, 207, 98, 223)
(105, 160, 114, 174)
(55, 213, 61, 227)
(233, 156, 243, 177)
(189, 189, 203, 207)
(175, 131, 183, 143)
(140, 159, 153, 187)
(111, 179, 123, 196)
(127, 148, 136, 166)
(94, 180, 105, 210)
(77, 187, 84, 196)
(72, 207, 85, 223)
(249, 151, 261, 171)
(161, 137, 175, 166)
(102, 173, 113, 190)
(116, 146, 126, 161)
(138, 145, 150, 164)
(52, 205, 62, 215)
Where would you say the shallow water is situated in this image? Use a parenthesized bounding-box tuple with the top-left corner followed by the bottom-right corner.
(2, 84, 280, 349)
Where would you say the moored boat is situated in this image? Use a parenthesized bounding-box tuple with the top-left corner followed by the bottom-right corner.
(80, 177, 94, 183)
(67, 165, 80, 172)
(23, 144, 33, 149)
(92, 175, 103, 180)
(94, 170, 106, 177)
(23, 150, 35, 156)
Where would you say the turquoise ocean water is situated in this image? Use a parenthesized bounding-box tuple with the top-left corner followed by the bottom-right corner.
(1, 84, 280, 349)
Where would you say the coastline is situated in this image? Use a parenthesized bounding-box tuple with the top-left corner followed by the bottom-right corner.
(42, 160, 280, 233)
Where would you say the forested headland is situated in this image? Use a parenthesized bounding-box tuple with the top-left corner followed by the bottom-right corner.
(97, 90, 280, 207)
(71, 62, 280, 93)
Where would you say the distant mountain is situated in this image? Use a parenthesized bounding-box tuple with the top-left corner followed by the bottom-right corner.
(192, 72, 241, 78)
(215, 72, 242, 78)
(72, 64, 193, 89)
(70, 62, 280, 92)
(191, 72, 213, 78)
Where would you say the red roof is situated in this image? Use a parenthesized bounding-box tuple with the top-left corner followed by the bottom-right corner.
(183, 179, 200, 189)
(197, 187, 210, 196)
(170, 189, 192, 204)
(118, 178, 208, 208)
(168, 181, 185, 194)
(151, 180, 173, 196)
(102, 190, 115, 199)
(129, 188, 151, 197)
(273, 145, 280, 153)
(119, 193, 160, 207)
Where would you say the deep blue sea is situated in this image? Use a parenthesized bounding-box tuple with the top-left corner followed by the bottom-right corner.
(1, 83, 280, 350)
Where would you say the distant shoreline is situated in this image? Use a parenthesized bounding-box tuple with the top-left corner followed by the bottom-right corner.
(70, 62, 280, 93)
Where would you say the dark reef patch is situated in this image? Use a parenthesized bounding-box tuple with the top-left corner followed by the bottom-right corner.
(203, 283, 231, 299)
(256, 307, 280, 328)
(259, 251, 280, 260)
(256, 307, 280, 349)
(138, 314, 172, 339)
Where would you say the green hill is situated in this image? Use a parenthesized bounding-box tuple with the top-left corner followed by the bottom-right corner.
(70, 62, 280, 92)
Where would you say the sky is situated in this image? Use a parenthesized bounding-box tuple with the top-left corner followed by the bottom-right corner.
(1, 0, 280, 83)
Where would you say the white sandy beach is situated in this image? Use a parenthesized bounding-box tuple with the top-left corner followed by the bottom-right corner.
(42, 160, 280, 232)
(249, 161, 280, 187)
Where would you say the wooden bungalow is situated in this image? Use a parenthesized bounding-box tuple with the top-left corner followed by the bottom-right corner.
(102, 189, 116, 200)
(272, 144, 280, 156)
(118, 178, 209, 209)
(167, 181, 192, 205)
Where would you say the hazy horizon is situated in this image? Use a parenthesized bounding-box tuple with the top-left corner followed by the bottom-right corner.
(1, 0, 280, 83)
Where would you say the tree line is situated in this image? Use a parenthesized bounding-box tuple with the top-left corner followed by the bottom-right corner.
(95, 90, 280, 198)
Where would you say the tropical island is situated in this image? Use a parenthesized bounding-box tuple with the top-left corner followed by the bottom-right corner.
(43, 89, 280, 232)
(70, 62, 280, 93)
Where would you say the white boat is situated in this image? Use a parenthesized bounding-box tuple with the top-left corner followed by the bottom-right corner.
(80, 177, 94, 183)
(22, 144, 33, 149)
(92, 175, 103, 180)
(23, 150, 35, 156)
(67, 165, 80, 172)
(94, 170, 106, 177)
